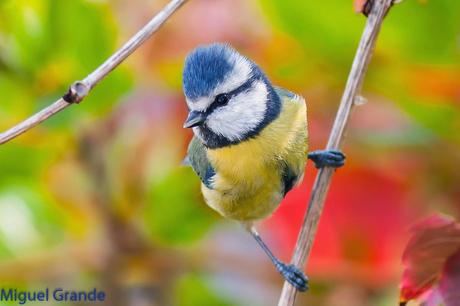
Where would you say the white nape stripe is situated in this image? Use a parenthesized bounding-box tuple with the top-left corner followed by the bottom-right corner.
(206, 80, 268, 141)
(212, 54, 252, 96)
(187, 52, 252, 113)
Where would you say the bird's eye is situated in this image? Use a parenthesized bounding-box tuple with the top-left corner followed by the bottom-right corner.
(215, 94, 229, 106)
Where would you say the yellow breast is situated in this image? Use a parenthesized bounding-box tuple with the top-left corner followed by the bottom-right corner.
(203, 95, 308, 221)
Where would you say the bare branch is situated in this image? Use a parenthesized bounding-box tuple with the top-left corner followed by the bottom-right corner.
(277, 1, 396, 305)
(0, 0, 188, 145)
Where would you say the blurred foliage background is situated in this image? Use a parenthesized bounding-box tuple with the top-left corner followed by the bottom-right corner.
(0, 0, 459, 305)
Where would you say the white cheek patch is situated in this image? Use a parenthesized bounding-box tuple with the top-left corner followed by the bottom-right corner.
(206, 80, 268, 141)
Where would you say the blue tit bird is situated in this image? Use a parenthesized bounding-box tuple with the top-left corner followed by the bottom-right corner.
(182, 43, 345, 291)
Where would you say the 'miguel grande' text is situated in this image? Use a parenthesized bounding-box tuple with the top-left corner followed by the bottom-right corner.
(0, 288, 105, 304)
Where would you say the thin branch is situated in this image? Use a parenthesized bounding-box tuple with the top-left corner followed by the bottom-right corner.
(0, 0, 188, 145)
(277, 1, 396, 305)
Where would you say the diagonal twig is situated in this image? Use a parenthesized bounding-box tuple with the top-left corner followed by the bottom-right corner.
(277, 1, 397, 305)
(0, 0, 188, 145)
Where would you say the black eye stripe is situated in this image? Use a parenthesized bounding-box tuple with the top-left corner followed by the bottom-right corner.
(204, 76, 259, 115)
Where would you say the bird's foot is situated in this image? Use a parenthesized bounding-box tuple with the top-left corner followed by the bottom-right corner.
(275, 261, 309, 292)
(308, 150, 345, 169)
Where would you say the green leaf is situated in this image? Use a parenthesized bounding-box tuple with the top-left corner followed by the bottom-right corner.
(174, 274, 238, 306)
(0, 144, 48, 183)
(261, 0, 365, 72)
(145, 167, 216, 245)
(381, 0, 460, 65)
(0, 185, 66, 258)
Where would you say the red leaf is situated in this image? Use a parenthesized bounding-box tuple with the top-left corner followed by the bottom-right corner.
(422, 285, 445, 306)
(400, 214, 460, 303)
(439, 250, 460, 306)
(414, 250, 460, 306)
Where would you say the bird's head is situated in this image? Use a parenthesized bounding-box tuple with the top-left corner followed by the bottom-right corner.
(182, 43, 281, 149)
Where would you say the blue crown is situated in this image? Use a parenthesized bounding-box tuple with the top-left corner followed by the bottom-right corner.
(183, 43, 238, 100)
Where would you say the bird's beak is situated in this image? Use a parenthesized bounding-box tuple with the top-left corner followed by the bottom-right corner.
(183, 111, 206, 128)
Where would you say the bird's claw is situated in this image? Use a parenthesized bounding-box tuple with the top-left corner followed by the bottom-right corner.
(276, 262, 309, 292)
(308, 150, 346, 169)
